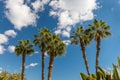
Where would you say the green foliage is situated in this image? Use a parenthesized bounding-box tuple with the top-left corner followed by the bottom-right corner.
(118, 57, 120, 67)
(0, 71, 27, 80)
(0, 77, 3, 80)
(89, 19, 112, 41)
(80, 66, 111, 80)
(15, 40, 34, 56)
(71, 26, 93, 46)
(47, 33, 66, 57)
(33, 28, 51, 53)
(80, 57, 120, 80)
(34, 28, 66, 57)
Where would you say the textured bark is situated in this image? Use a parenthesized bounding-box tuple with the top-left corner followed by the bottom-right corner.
(21, 53, 26, 80)
(42, 53, 45, 80)
(96, 37, 100, 73)
(80, 38, 90, 76)
(48, 53, 54, 80)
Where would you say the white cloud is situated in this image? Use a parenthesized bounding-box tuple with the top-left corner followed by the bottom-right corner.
(49, 0, 98, 37)
(44, 52, 48, 56)
(25, 63, 38, 69)
(0, 30, 17, 54)
(8, 45, 15, 53)
(32, 0, 49, 13)
(62, 30, 70, 38)
(5, 0, 38, 30)
(0, 45, 6, 54)
(63, 40, 71, 45)
(0, 34, 8, 44)
(54, 29, 61, 35)
(4, 30, 17, 38)
(5, 0, 49, 30)
(54, 27, 72, 37)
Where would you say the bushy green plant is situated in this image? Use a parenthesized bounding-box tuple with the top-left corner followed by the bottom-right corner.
(80, 57, 120, 80)
(0, 71, 27, 80)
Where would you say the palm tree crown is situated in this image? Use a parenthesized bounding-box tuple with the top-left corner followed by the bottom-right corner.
(71, 26, 93, 46)
(15, 40, 34, 56)
(89, 19, 112, 40)
(47, 34, 66, 56)
(34, 28, 51, 53)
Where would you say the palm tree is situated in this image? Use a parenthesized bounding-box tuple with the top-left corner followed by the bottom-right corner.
(71, 26, 93, 76)
(15, 40, 34, 80)
(89, 19, 112, 73)
(33, 28, 50, 80)
(47, 34, 66, 80)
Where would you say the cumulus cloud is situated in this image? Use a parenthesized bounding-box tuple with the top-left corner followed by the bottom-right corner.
(0, 34, 8, 44)
(0, 30, 16, 54)
(25, 63, 38, 69)
(63, 40, 71, 45)
(0, 30, 18, 54)
(8, 45, 15, 53)
(0, 45, 6, 54)
(4, 30, 17, 38)
(32, 0, 49, 13)
(5, 0, 37, 30)
(49, 0, 98, 37)
(5, 0, 49, 30)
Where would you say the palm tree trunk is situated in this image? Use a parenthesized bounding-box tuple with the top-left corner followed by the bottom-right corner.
(80, 39, 90, 76)
(42, 53, 45, 80)
(21, 53, 26, 80)
(96, 37, 100, 73)
(48, 53, 54, 80)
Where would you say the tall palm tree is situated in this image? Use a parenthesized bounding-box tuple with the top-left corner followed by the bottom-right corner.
(15, 40, 34, 80)
(33, 28, 50, 80)
(89, 19, 112, 73)
(71, 26, 93, 76)
(47, 34, 66, 80)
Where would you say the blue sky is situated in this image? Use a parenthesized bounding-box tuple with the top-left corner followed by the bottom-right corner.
(0, 0, 120, 80)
